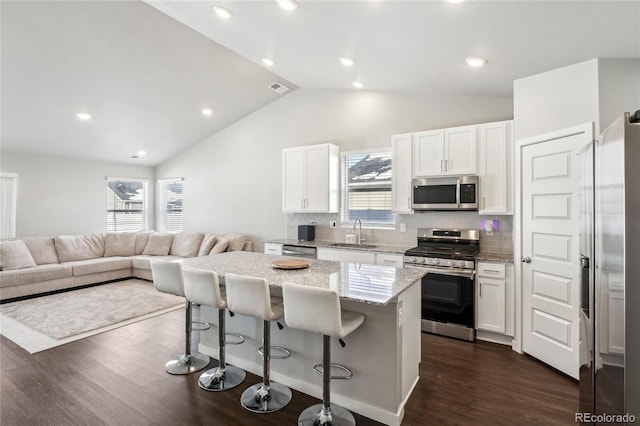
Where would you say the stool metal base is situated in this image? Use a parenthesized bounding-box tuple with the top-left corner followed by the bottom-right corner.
(164, 353, 210, 375)
(198, 365, 246, 392)
(240, 382, 292, 413)
(298, 403, 356, 426)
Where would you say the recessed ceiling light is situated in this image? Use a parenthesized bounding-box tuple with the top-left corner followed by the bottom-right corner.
(447, 0, 465, 3)
(136, 151, 147, 157)
(201, 108, 213, 116)
(277, 0, 299, 11)
(465, 57, 488, 67)
(339, 57, 355, 67)
(213, 6, 232, 19)
(262, 58, 275, 67)
(76, 112, 91, 121)
(352, 81, 364, 89)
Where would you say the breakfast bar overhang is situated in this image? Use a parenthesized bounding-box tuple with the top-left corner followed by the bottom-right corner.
(181, 251, 425, 426)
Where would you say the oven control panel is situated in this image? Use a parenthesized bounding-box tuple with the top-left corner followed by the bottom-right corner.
(404, 256, 474, 270)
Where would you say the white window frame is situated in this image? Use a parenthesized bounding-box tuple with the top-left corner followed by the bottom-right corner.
(157, 177, 184, 233)
(106, 177, 148, 233)
(340, 148, 395, 229)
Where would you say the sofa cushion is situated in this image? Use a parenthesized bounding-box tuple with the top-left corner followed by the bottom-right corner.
(198, 233, 218, 256)
(55, 234, 105, 263)
(209, 238, 230, 254)
(22, 237, 59, 265)
(66, 257, 132, 276)
(0, 240, 38, 270)
(170, 233, 204, 257)
(142, 233, 174, 256)
(131, 255, 183, 271)
(219, 233, 247, 252)
(0, 264, 72, 288)
(104, 233, 136, 257)
(134, 232, 150, 255)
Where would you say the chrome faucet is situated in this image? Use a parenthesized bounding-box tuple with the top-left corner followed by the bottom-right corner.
(353, 218, 365, 245)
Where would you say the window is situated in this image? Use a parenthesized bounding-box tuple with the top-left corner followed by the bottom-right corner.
(158, 178, 183, 233)
(106, 178, 148, 232)
(341, 149, 394, 227)
(0, 173, 18, 239)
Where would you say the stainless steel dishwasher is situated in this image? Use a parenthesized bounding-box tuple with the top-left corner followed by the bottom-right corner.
(281, 244, 317, 259)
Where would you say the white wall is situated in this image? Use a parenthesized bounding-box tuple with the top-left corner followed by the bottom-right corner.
(0, 152, 155, 237)
(513, 59, 600, 141)
(598, 59, 640, 132)
(513, 58, 640, 141)
(156, 88, 513, 248)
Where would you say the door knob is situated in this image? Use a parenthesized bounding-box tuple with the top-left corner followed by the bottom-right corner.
(521, 256, 532, 263)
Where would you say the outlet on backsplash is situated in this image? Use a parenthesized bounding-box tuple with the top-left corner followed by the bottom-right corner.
(329, 221, 337, 228)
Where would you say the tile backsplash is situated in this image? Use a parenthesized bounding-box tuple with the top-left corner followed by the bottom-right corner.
(287, 212, 513, 255)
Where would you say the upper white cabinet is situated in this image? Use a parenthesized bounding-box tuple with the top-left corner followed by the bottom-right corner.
(414, 125, 477, 177)
(478, 121, 513, 215)
(282, 143, 339, 213)
(391, 133, 413, 213)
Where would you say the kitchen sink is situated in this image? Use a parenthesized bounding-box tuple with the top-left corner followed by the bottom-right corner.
(328, 242, 377, 249)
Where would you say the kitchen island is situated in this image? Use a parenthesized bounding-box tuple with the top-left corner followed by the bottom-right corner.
(181, 251, 425, 426)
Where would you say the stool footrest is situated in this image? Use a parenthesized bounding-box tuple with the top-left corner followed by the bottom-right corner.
(313, 363, 353, 380)
(192, 320, 211, 331)
(225, 332, 245, 345)
(257, 346, 291, 359)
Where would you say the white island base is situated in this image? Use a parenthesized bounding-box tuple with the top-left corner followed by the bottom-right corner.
(197, 282, 421, 426)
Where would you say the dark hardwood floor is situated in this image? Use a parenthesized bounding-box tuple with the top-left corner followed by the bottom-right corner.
(1, 308, 578, 425)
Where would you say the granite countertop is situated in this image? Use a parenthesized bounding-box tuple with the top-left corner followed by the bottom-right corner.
(266, 238, 411, 255)
(181, 251, 425, 306)
(475, 252, 514, 263)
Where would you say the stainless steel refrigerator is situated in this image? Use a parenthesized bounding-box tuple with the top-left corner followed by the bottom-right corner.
(579, 110, 640, 421)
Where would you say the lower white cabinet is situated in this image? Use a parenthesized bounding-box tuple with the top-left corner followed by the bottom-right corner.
(476, 262, 514, 338)
(316, 247, 403, 267)
(264, 243, 283, 255)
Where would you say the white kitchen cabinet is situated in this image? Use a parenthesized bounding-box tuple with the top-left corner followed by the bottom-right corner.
(413, 125, 477, 177)
(375, 253, 404, 267)
(478, 120, 513, 215)
(391, 133, 413, 213)
(316, 247, 404, 267)
(282, 143, 339, 213)
(476, 262, 514, 338)
(264, 243, 283, 256)
(316, 247, 375, 264)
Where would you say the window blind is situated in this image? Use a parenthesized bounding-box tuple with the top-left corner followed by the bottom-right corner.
(341, 149, 394, 226)
(106, 178, 147, 232)
(158, 178, 183, 233)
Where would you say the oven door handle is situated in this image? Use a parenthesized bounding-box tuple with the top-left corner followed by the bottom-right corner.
(423, 267, 475, 279)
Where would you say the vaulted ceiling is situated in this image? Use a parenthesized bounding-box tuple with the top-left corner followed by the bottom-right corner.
(2, 1, 638, 166)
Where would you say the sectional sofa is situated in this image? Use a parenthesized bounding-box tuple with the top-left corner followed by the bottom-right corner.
(0, 231, 252, 302)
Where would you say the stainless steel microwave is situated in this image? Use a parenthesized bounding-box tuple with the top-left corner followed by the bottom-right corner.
(412, 176, 478, 211)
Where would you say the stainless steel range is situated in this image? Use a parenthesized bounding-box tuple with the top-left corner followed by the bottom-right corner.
(404, 228, 479, 342)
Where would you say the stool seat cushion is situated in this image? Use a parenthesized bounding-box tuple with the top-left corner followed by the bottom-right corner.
(282, 282, 364, 338)
(182, 267, 226, 310)
(225, 273, 283, 321)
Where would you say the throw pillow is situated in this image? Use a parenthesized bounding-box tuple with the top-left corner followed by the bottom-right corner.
(170, 233, 204, 257)
(104, 233, 136, 257)
(219, 233, 247, 251)
(22, 237, 59, 265)
(54, 234, 105, 263)
(142, 232, 174, 256)
(134, 231, 150, 255)
(197, 233, 218, 256)
(0, 240, 37, 270)
(209, 238, 230, 254)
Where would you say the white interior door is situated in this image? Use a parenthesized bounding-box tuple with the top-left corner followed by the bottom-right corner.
(520, 124, 592, 380)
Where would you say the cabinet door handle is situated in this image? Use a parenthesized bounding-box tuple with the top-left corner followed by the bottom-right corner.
(479, 283, 482, 297)
(482, 196, 486, 209)
(484, 269, 501, 273)
(444, 159, 448, 172)
(408, 197, 411, 208)
(383, 259, 397, 264)
(441, 159, 444, 172)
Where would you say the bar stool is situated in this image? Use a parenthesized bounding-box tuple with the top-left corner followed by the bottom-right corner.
(182, 266, 246, 391)
(225, 273, 292, 413)
(150, 260, 210, 375)
(282, 282, 365, 426)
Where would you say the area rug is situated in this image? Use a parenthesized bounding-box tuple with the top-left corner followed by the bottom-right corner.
(0, 279, 184, 354)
